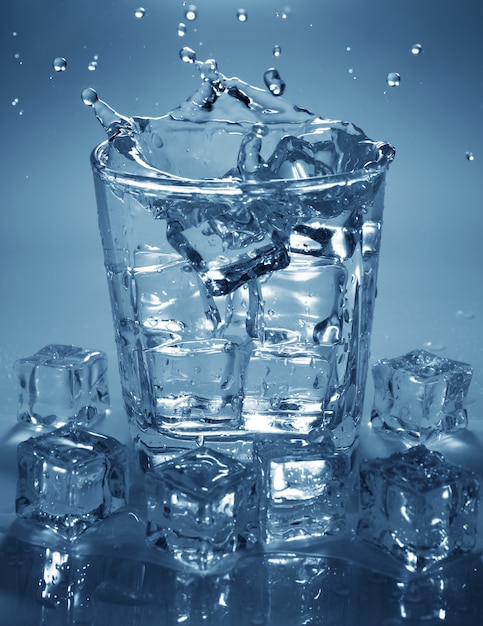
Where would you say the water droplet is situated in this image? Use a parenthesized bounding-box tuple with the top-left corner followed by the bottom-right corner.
(184, 5, 198, 21)
(346, 46, 351, 52)
(179, 47, 196, 63)
(273, 45, 282, 57)
(88, 60, 97, 71)
(177, 22, 187, 36)
(348, 68, 354, 74)
(12, 31, 17, 37)
(52, 57, 67, 72)
(11, 98, 19, 106)
(411, 43, 423, 55)
(386, 72, 401, 87)
(456, 309, 475, 319)
(134, 7, 146, 19)
(466, 151, 475, 161)
(422, 341, 446, 352)
(81, 87, 98, 107)
(263, 68, 286, 96)
(236, 8, 248, 22)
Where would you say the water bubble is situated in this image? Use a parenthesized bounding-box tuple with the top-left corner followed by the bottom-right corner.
(81, 87, 98, 107)
(263, 68, 286, 96)
(177, 22, 187, 36)
(272, 45, 282, 57)
(184, 5, 198, 21)
(179, 47, 196, 64)
(52, 57, 67, 72)
(134, 7, 146, 19)
(386, 72, 401, 87)
(466, 151, 475, 161)
(411, 43, 423, 55)
(236, 8, 248, 22)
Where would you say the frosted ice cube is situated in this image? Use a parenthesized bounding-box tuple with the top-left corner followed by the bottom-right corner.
(254, 429, 350, 543)
(16, 425, 128, 539)
(358, 446, 480, 571)
(145, 446, 258, 570)
(14, 344, 110, 428)
(371, 349, 473, 442)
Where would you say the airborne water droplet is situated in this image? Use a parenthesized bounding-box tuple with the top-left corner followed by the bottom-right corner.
(386, 72, 401, 87)
(466, 151, 475, 161)
(177, 22, 187, 37)
(236, 8, 248, 22)
(263, 68, 286, 96)
(81, 87, 98, 107)
(88, 60, 97, 71)
(411, 43, 423, 55)
(134, 7, 146, 19)
(273, 45, 282, 57)
(184, 5, 198, 21)
(179, 47, 197, 64)
(52, 57, 67, 72)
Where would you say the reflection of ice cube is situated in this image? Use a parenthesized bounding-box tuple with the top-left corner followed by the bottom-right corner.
(133, 252, 221, 341)
(166, 205, 289, 297)
(16, 425, 128, 539)
(145, 446, 258, 570)
(146, 338, 244, 432)
(14, 345, 110, 428)
(371, 349, 473, 443)
(358, 446, 480, 571)
(254, 430, 350, 542)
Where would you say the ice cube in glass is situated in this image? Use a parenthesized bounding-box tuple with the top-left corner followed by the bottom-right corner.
(14, 344, 110, 427)
(16, 425, 128, 539)
(358, 445, 480, 571)
(145, 446, 257, 570)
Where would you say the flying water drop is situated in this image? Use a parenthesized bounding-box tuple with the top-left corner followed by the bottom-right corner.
(386, 72, 401, 87)
(411, 43, 423, 55)
(134, 7, 146, 19)
(263, 68, 286, 96)
(184, 5, 198, 21)
(236, 8, 248, 22)
(179, 47, 196, 64)
(88, 60, 97, 71)
(466, 151, 475, 161)
(178, 22, 187, 37)
(272, 45, 281, 57)
(81, 87, 99, 107)
(52, 57, 67, 72)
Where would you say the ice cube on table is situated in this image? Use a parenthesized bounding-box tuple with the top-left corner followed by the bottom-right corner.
(370, 349, 473, 443)
(358, 445, 480, 572)
(14, 344, 110, 428)
(254, 429, 350, 543)
(145, 446, 258, 570)
(16, 425, 128, 539)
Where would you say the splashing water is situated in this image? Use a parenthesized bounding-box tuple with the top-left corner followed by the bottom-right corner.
(386, 72, 401, 87)
(52, 57, 67, 72)
(84, 54, 395, 181)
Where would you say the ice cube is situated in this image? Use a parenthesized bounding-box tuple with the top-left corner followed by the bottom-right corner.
(254, 429, 350, 543)
(371, 349, 473, 442)
(266, 136, 332, 180)
(14, 344, 110, 428)
(358, 446, 480, 571)
(145, 446, 258, 570)
(146, 338, 244, 433)
(16, 425, 128, 539)
(166, 200, 290, 297)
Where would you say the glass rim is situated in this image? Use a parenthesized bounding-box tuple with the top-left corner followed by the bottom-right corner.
(91, 139, 394, 197)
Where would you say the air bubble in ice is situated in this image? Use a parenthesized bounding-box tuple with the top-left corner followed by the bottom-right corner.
(411, 43, 423, 55)
(52, 57, 67, 72)
(263, 68, 286, 96)
(180, 46, 197, 64)
(184, 5, 198, 21)
(386, 72, 401, 87)
(237, 9, 248, 22)
(81, 87, 99, 107)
